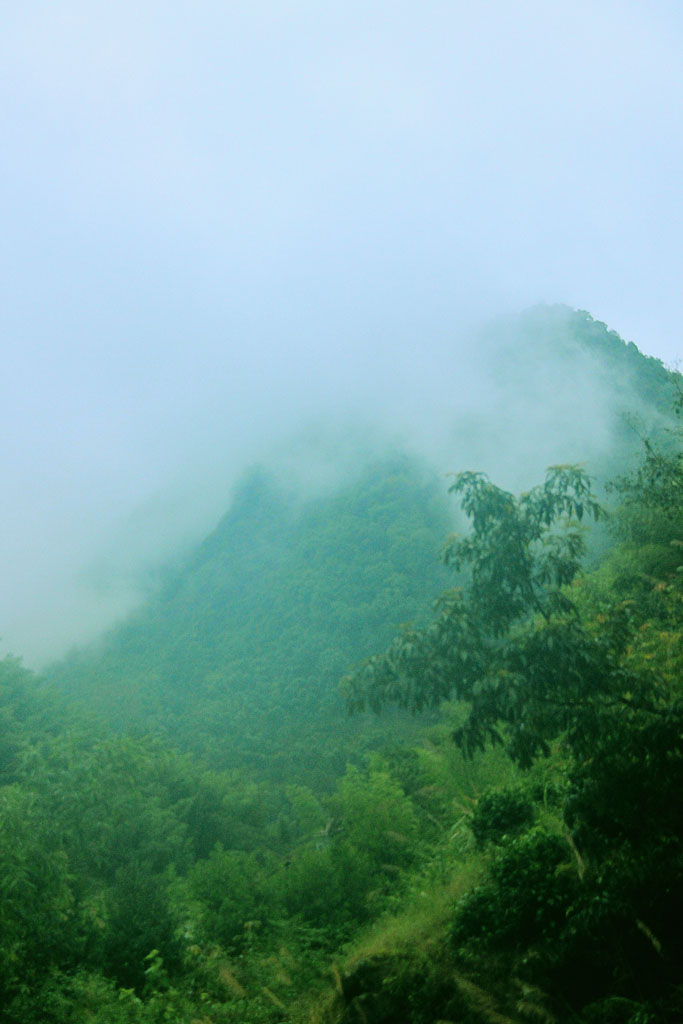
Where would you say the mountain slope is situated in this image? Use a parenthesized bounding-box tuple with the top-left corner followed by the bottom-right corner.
(44, 307, 679, 787)
(46, 456, 452, 785)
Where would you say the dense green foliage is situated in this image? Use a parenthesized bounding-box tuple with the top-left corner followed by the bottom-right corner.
(343, 464, 607, 766)
(1, 311, 681, 1022)
(46, 456, 451, 787)
(338, 395, 683, 1023)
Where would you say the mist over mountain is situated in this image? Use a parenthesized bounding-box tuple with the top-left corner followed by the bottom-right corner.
(10, 304, 673, 671)
(46, 454, 452, 785)
(42, 307, 679, 786)
(4, 3, 683, 1015)
(5, 303, 683, 1022)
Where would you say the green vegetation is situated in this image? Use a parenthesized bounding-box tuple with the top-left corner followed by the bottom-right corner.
(46, 455, 451, 788)
(1, 312, 681, 1021)
(333, 394, 683, 1023)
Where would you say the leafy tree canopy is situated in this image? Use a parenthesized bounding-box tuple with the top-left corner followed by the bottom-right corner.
(342, 465, 628, 767)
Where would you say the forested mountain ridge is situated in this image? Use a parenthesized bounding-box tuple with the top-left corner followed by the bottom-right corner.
(46, 456, 452, 784)
(510, 306, 674, 412)
(44, 308, 678, 780)
(2, 309, 681, 1023)
(463, 307, 679, 490)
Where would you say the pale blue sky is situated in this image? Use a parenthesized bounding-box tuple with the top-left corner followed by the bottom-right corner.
(1, 1, 682, 662)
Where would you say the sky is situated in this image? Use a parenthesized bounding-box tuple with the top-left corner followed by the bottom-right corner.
(1, 0, 682, 664)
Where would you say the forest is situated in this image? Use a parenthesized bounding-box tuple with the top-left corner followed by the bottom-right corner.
(1, 309, 682, 1024)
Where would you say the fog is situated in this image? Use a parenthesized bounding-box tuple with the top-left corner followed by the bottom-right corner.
(1, 1, 681, 666)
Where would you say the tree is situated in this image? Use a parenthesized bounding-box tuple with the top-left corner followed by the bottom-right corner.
(0, 787, 75, 1010)
(342, 465, 609, 767)
(344, 450, 683, 1018)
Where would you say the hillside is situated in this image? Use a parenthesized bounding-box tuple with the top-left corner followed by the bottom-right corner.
(44, 309, 679, 788)
(2, 308, 682, 1022)
(46, 455, 452, 785)
(3, 393, 680, 1023)
(451, 306, 678, 490)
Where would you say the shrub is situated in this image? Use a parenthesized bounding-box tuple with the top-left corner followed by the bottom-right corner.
(470, 787, 534, 847)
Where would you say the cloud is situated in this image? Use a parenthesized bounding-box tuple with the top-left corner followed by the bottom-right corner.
(0, 1, 680, 663)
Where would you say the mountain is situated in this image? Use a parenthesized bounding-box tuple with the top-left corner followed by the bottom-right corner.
(44, 307, 679, 787)
(46, 455, 452, 786)
(444, 305, 678, 491)
(8, 307, 682, 1023)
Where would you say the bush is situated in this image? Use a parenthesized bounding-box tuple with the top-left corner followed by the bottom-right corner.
(452, 831, 576, 951)
(470, 787, 534, 847)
